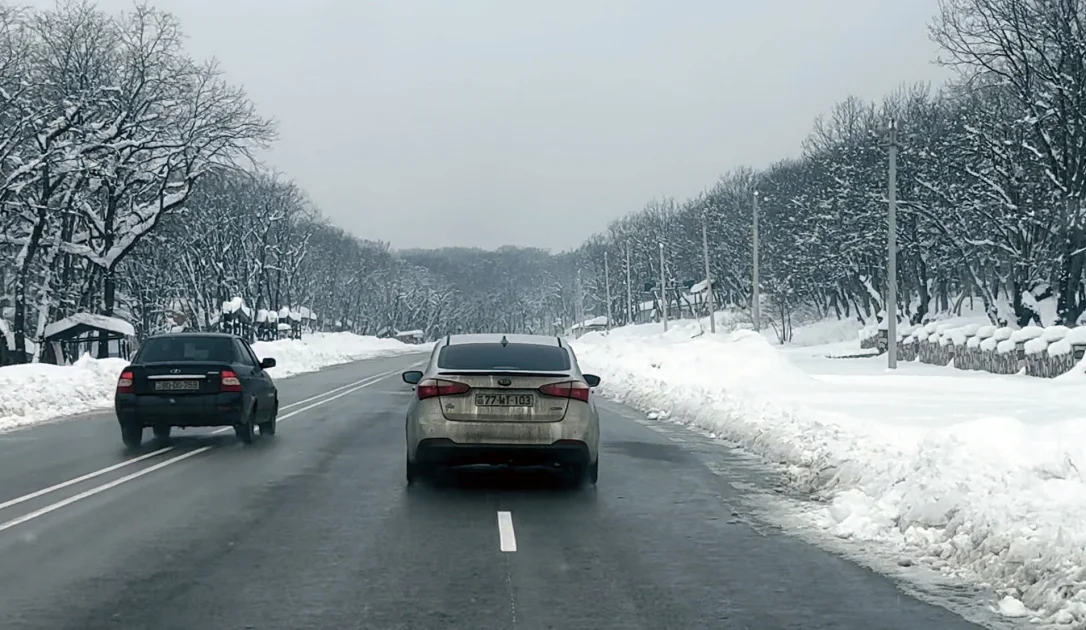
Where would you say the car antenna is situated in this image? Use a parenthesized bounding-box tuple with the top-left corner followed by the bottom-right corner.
(500, 335, 509, 347)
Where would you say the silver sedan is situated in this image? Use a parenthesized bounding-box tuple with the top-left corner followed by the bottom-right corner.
(402, 333, 601, 485)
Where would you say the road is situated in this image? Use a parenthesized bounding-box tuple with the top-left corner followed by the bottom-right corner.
(0, 353, 996, 630)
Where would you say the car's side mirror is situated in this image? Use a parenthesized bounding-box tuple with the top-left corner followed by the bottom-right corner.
(583, 374, 601, 387)
(260, 357, 277, 369)
(402, 370, 424, 385)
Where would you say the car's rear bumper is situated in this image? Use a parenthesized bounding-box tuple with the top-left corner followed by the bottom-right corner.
(406, 405, 599, 465)
(115, 393, 246, 428)
(415, 438, 592, 467)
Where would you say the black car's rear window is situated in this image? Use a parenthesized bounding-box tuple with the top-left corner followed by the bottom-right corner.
(136, 336, 237, 363)
(438, 343, 570, 372)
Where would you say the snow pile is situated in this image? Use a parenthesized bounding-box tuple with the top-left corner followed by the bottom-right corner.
(777, 317, 863, 346)
(251, 332, 425, 378)
(0, 354, 129, 432)
(574, 321, 1086, 625)
(0, 333, 425, 432)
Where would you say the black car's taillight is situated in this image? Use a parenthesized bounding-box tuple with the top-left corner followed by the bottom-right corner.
(116, 371, 134, 394)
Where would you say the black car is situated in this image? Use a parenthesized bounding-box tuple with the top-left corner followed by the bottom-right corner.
(114, 332, 279, 448)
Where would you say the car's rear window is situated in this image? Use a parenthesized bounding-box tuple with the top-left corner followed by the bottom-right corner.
(136, 336, 237, 363)
(438, 343, 571, 371)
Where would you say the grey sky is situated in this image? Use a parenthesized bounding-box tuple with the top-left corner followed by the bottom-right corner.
(45, 0, 947, 251)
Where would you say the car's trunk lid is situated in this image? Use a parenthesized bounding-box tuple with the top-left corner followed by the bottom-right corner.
(131, 362, 231, 395)
(435, 372, 572, 422)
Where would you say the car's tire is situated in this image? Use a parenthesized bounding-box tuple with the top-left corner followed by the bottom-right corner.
(406, 458, 419, 484)
(152, 425, 172, 440)
(258, 401, 277, 436)
(121, 423, 143, 449)
(234, 408, 256, 444)
(587, 457, 599, 485)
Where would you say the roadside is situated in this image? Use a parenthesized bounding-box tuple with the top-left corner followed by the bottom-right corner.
(572, 320, 1086, 627)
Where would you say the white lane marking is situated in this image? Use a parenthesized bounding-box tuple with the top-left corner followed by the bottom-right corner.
(0, 447, 174, 513)
(208, 368, 402, 435)
(0, 447, 211, 533)
(278, 367, 404, 410)
(498, 511, 517, 552)
(0, 367, 408, 520)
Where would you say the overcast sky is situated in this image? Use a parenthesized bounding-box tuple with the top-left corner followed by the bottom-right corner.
(41, 0, 947, 251)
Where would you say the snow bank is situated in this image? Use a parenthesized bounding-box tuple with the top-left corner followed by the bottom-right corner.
(0, 333, 424, 432)
(574, 322, 1086, 625)
(0, 355, 129, 432)
(251, 332, 424, 378)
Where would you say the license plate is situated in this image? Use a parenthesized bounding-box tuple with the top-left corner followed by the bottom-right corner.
(475, 393, 533, 407)
(154, 380, 200, 391)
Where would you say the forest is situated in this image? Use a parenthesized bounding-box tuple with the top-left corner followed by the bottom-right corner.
(2, 0, 1084, 361)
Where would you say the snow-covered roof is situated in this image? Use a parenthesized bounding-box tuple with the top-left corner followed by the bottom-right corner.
(277, 322, 291, 331)
(1024, 337, 1049, 355)
(1010, 326, 1044, 343)
(221, 297, 252, 319)
(1066, 327, 1086, 345)
(572, 316, 608, 330)
(256, 309, 274, 323)
(395, 329, 424, 338)
(689, 279, 713, 294)
(278, 307, 291, 319)
(43, 313, 135, 340)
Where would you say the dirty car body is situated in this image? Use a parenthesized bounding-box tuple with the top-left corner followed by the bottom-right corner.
(402, 333, 601, 484)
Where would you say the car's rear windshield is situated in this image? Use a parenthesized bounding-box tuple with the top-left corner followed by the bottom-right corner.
(438, 343, 571, 372)
(136, 336, 237, 363)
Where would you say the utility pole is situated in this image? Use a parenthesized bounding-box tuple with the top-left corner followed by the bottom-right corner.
(752, 191, 761, 331)
(701, 211, 716, 333)
(604, 252, 613, 331)
(659, 242, 668, 332)
(574, 269, 584, 337)
(625, 243, 634, 326)
(887, 118, 899, 369)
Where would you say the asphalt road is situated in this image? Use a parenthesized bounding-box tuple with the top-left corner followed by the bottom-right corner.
(0, 353, 996, 630)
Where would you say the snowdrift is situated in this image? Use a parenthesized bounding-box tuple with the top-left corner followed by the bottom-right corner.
(0, 333, 423, 433)
(574, 321, 1086, 626)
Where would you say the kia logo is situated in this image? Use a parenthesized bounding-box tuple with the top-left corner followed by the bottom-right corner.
(497, 378, 512, 387)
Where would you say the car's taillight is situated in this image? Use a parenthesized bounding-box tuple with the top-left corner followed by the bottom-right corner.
(221, 370, 242, 392)
(538, 381, 591, 403)
(116, 371, 134, 394)
(417, 379, 471, 400)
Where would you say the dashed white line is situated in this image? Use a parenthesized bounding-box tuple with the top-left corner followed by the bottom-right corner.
(498, 511, 517, 552)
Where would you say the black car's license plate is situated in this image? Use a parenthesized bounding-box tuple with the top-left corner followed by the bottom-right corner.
(475, 393, 533, 407)
(154, 380, 200, 391)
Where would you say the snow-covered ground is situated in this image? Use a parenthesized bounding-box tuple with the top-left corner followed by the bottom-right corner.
(0, 332, 423, 433)
(574, 319, 1086, 626)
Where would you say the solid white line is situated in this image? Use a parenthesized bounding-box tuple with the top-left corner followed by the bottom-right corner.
(0, 447, 174, 513)
(0, 366, 409, 520)
(0, 447, 212, 533)
(497, 511, 517, 552)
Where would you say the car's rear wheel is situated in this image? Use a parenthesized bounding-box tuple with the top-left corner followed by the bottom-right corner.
(587, 457, 599, 484)
(406, 458, 419, 484)
(121, 423, 143, 449)
(152, 425, 172, 440)
(234, 408, 255, 444)
(258, 401, 277, 436)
